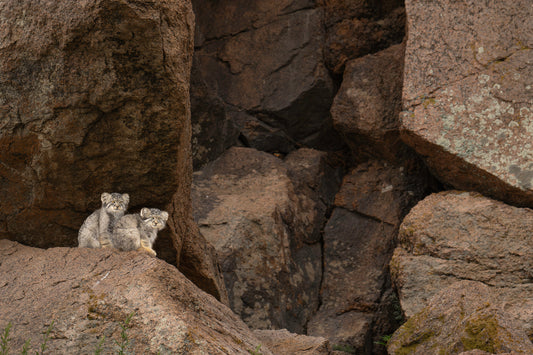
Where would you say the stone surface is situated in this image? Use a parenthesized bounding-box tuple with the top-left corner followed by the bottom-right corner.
(192, 147, 341, 333)
(0, 240, 272, 355)
(0, 0, 195, 248)
(307, 160, 426, 354)
(331, 43, 413, 163)
(320, 0, 405, 74)
(401, 0, 533, 207)
(0, 0, 228, 304)
(391, 191, 533, 339)
(191, 0, 336, 154)
(253, 329, 330, 355)
(190, 57, 239, 169)
(388, 281, 533, 355)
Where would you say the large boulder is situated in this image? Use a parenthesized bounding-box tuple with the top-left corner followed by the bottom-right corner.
(0, 240, 271, 355)
(0, 0, 194, 247)
(0, 0, 227, 303)
(331, 43, 413, 163)
(388, 281, 533, 354)
(391, 191, 533, 339)
(192, 147, 342, 333)
(320, 0, 405, 75)
(191, 0, 336, 155)
(307, 160, 426, 353)
(400, 0, 533, 207)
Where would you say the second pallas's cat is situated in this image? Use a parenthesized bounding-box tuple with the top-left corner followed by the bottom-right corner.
(112, 208, 169, 257)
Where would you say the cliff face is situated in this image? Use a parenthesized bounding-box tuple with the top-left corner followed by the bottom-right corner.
(1, 0, 531, 354)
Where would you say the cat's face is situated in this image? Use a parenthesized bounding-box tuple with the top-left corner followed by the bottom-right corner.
(140, 208, 169, 231)
(101, 192, 129, 212)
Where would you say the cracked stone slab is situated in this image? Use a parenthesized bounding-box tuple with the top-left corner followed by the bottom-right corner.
(400, 0, 533, 207)
(390, 191, 533, 339)
(191, 1, 335, 154)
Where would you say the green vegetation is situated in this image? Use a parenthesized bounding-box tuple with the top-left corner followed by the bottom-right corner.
(332, 343, 357, 353)
(460, 315, 500, 353)
(1, 322, 12, 355)
(248, 344, 263, 355)
(114, 312, 135, 355)
(1, 312, 137, 355)
(374, 334, 392, 346)
(38, 321, 54, 355)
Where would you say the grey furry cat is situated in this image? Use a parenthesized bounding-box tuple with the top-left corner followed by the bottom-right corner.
(111, 208, 169, 257)
(78, 192, 130, 248)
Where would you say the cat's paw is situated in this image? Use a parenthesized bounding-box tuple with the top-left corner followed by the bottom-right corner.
(138, 246, 157, 257)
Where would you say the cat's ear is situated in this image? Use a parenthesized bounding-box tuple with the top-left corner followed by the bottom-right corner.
(101, 192, 111, 204)
(140, 208, 151, 219)
(122, 193, 130, 205)
(160, 211, 169, 221)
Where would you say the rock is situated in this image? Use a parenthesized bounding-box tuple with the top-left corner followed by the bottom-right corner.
(0, 240, 272, 355)
(0, 0, 227, 304)
(190, 57, 239, 169)
(331, 43, 414, 163)
(307, 160, 426, 353)
(191, 0, 336, 154)
(0, 0, 194, 248)
(192, 147, 341, 332)
(320, 0, 405, 74)
(391, 191, 533, 338)
(400, 0, 533, 207)
(253, 329, 330, 355)
(387, 281, 533, 354)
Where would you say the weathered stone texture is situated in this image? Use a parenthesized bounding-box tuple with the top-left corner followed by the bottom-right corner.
(319, 0, 405, 74)
(0, 240, 271, 354)
(388, 281, 533, 355)
(307, 160, 426, 353)
(0, 0, 194, 247)
(401, 0, 533, 207)
(191, 0, 336, 156)
(253, 329, 330, 355)
(391, 191, 533, 339)
(331, 43, 412, 163)
(192, 147, 342, 333)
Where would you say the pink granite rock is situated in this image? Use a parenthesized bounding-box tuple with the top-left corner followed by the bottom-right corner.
(400, 0, 533, 207)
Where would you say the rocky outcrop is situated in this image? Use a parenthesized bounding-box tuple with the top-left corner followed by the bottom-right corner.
(0, 0, 194, 247)
(0, 240, 271, 354)
(0, 0, 228, 303)
(192, 147, 342, 333)
(391, 191, 533, 339)
(388, 281, 533, 354)
(191, 0, 337, 157)
(331, 43, 414, 163)
(320, 0, 405, 75)
(307, 160, 426, 354)
(400, 0, 533, 207)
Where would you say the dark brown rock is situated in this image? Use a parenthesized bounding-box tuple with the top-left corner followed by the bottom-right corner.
(192, 147, 341, 333)
(0, 240, 272, 354)
(391, 191, 533, 339)
(191, 0, 335, 154)
(190, 57, 239, 169)
(307, 160, 426, 353)
(388, 281, 533, 355)
(400, 0, 533, 207)
(331, 43, 414, 163)
(319, 0, 405, 74)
